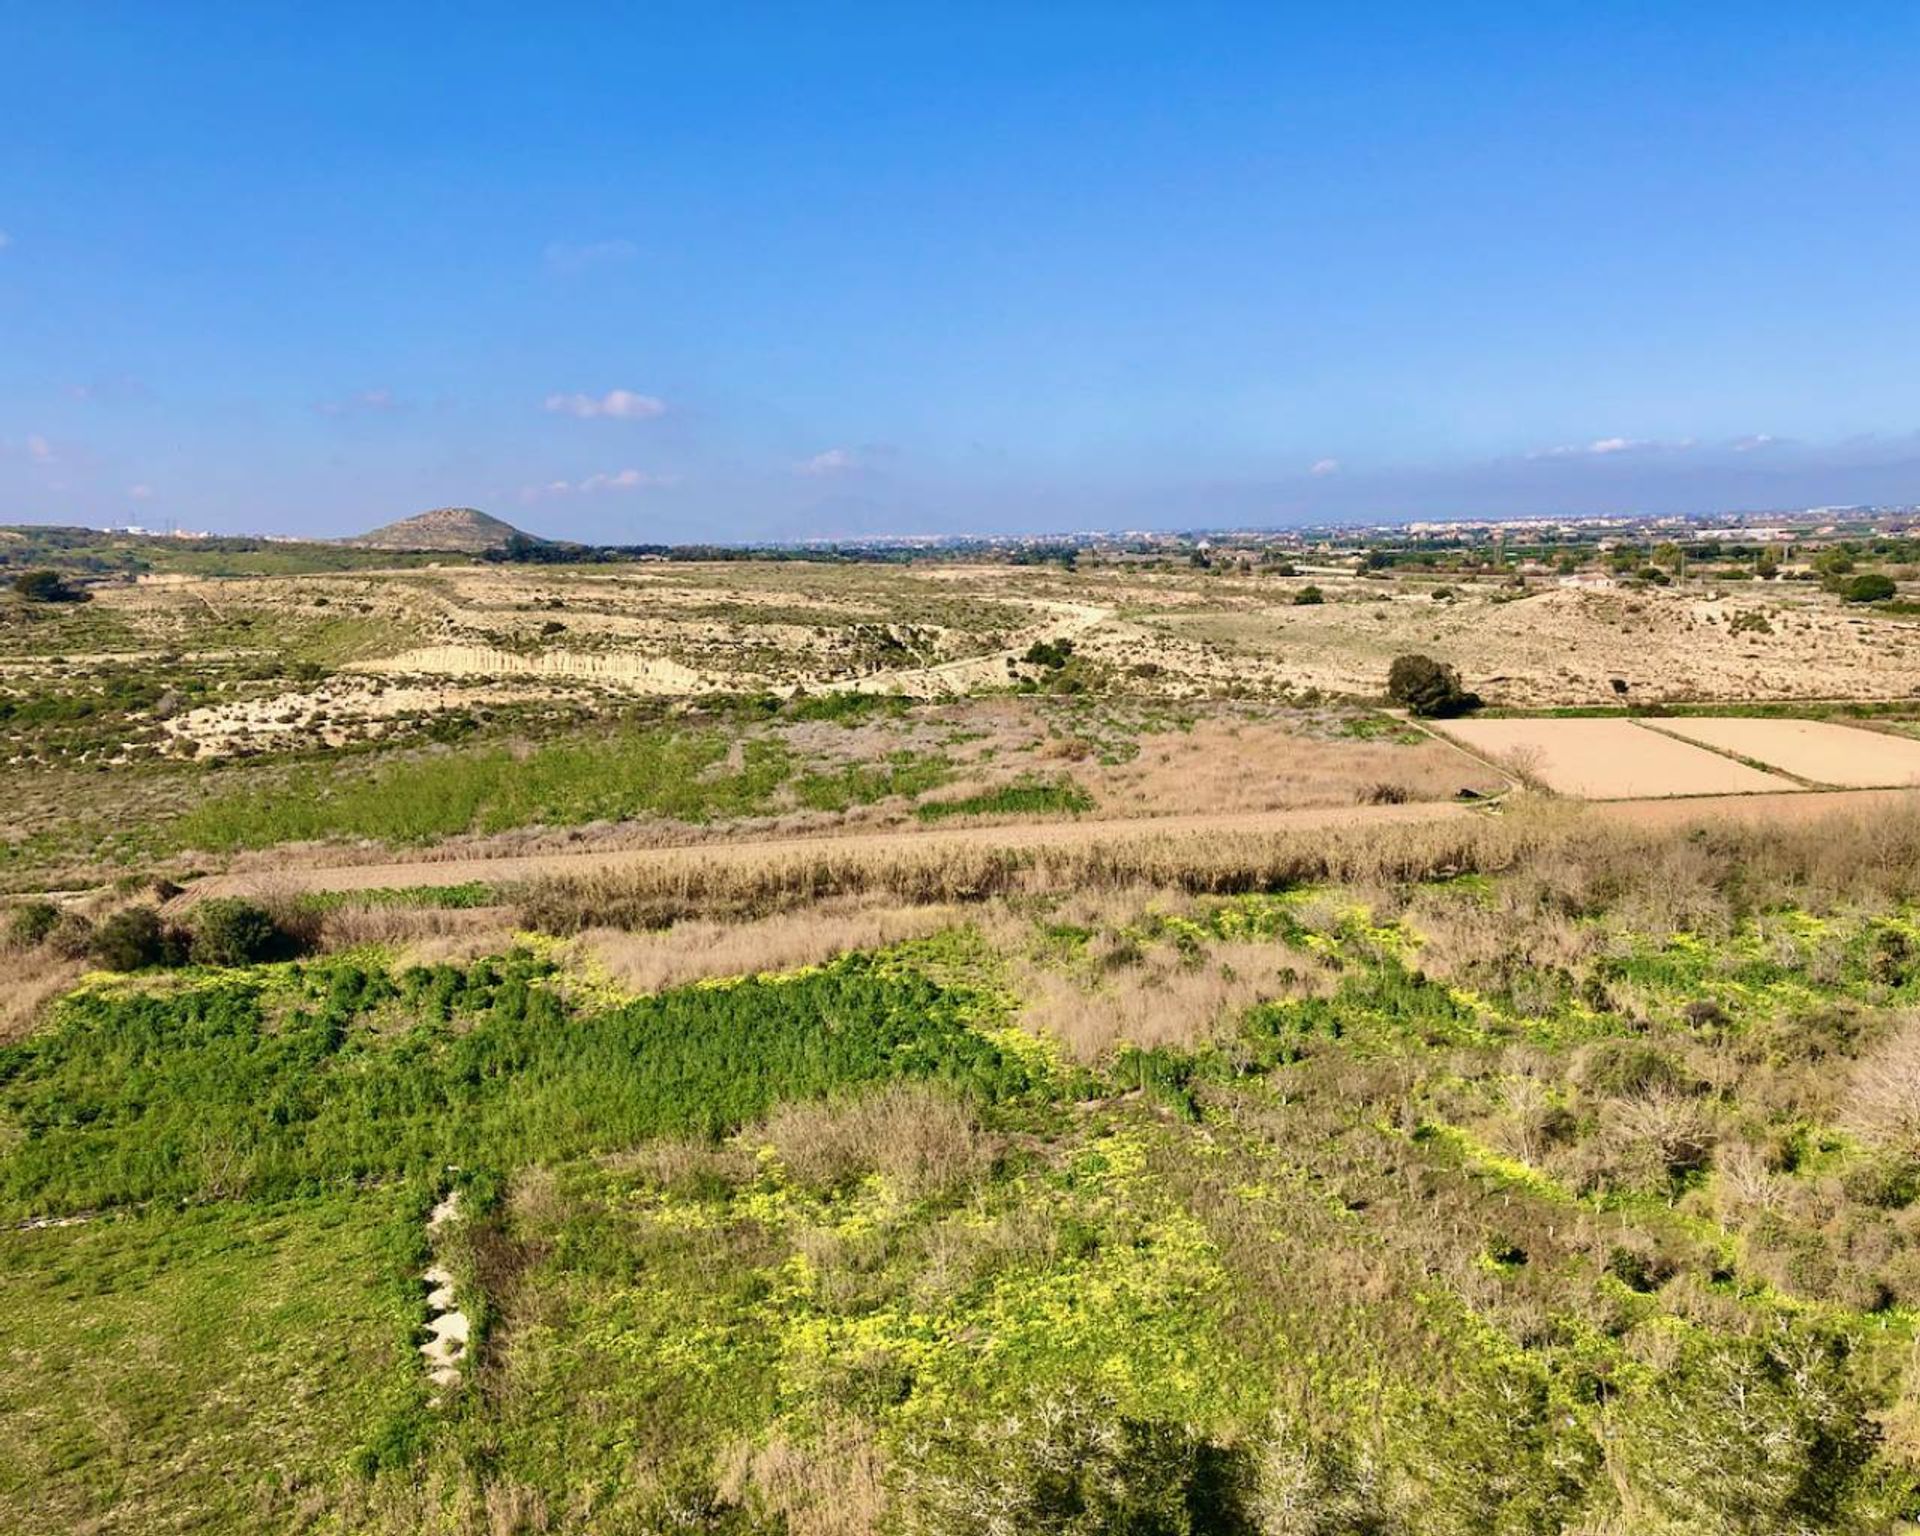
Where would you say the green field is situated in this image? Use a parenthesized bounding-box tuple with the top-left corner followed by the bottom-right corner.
(8, 818, 1920, 1532)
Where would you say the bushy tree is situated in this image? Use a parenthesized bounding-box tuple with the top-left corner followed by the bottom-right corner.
(1386, 654, 1479, 718)
(6, 900, 61, 949)
(189, 898, 289, 966)
(1843, 572, 1896, 604)
(1293, 585, 1325, 606)
(91, 906, 179, 971)
(11, 569, 88, 603)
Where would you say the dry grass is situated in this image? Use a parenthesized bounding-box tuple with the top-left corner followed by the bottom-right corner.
(573, 897, 961, 994)
(756, 1083, 995, 1201)
(508, 806, 1555, 932)
(1841, 1013, 1920, 1158)
(1015, 932, 1335, 1062)
(0, 949, 86, 1043)
(312, 903, 514, 953)
(714, 1418, 889, 1536)
(599, 1137, 757, 1195)
(1081, 718, 1502, 815)
(512, 795, 1920, 936)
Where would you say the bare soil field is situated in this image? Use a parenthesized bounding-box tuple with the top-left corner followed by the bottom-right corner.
(1432, 717, 1795, 798)
(1651, 717, 1920, 788)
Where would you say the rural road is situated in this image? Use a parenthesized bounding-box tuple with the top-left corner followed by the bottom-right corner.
(176, 784, 1920, 904)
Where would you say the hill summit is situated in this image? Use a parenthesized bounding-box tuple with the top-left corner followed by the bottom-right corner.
(348, 507, 535, 553)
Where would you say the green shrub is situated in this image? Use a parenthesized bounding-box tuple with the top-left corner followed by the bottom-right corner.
(91, 906, 179, 972)
(1386, 654, 1480, 718)
(0, 953, 1033, 1214)
(44, 912, 96, 960)
(11, 569, 89, 603)
(1292, 584, 1325, 606)
(189, 898, 290, 967)
(1844, 573, 1896, 604)
(6, 900, 61, 949)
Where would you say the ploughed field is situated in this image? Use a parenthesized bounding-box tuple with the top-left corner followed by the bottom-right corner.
(1654, 716, 1920, 788)
(1435, 715, 1920, 798)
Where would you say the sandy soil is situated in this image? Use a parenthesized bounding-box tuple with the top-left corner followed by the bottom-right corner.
(161, 678, 555, 756)
(1158, 584, 1920, 706)
(1651, 718, 1920, 789)
(1429, 718, 1795, 799)
(49, 565, 1920, 738)
(358, 643, 719, 693)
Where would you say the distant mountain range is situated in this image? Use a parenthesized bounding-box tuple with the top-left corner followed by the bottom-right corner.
(346, 507, 538, 553)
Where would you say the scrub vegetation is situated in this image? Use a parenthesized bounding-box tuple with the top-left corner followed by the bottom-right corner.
(9, 803, 1920, 1532)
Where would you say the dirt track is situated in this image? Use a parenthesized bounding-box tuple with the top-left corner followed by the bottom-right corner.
(176, 786, 1920, 904)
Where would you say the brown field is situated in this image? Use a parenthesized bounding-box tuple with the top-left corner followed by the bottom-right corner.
(1652, 716, 1920, 788)
(1429, 717, 1795, 798)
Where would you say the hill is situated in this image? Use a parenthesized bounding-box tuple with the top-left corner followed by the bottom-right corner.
(347, 507, 534, 553)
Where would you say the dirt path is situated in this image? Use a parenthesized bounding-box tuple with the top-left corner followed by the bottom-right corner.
(173, 786, 1920, 904)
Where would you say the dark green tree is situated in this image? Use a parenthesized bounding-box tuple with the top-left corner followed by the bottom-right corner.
(1387, 654, 1479, 718)
(11, 569, 88, 603)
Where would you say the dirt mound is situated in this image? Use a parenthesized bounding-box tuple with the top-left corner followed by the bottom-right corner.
(349, 507, 534, 553)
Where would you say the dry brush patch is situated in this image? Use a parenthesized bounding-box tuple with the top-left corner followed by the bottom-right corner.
(1080, 717, 1502, 815)
(509, 796, 1920, 934)
(764, 1083, 995, 1201)
(572, 897, 963, 994)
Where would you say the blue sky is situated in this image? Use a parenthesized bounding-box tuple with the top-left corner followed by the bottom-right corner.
(3, 4, 1918, 541)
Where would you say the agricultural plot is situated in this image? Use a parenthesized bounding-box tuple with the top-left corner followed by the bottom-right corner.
(1654, 716, 1920, 788)
(1434, 716, 1795, 798)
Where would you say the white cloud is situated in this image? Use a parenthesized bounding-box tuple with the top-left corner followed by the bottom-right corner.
(797, 447, 859, 477)
(315, 388, 400, 417)
(1529, 435, 1670, 460)
(1309, 457, 1341, 477)
(531, 468, 679, 498)
(128, 483, 154, 501)
(26, 433, 53, 463)
(543, 239, 638, 275)
(1732, 433, 1782, 452)
(544, 389, 667, 421)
